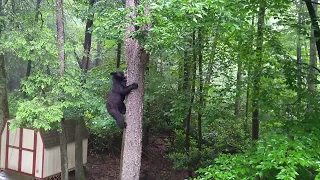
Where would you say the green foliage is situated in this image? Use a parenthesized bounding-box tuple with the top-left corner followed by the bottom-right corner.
(13, 69, 83, 129)
(144, 71, 177, 130)
(194, 131, 320, 180)
(7, 90, 21, 117)
(85, 104, 124, 155)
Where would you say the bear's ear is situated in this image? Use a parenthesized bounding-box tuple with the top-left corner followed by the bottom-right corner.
(110, 72, 116, 76)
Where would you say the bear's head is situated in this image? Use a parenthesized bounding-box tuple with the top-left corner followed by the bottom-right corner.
(110, 71, 125, 80)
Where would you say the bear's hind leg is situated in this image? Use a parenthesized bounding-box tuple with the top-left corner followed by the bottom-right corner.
(109, 108, 126, 129)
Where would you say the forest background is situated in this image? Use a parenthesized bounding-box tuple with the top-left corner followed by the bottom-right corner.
(1, 0, 320, 179)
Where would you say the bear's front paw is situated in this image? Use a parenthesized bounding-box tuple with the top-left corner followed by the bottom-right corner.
(132, 83, 138, 89)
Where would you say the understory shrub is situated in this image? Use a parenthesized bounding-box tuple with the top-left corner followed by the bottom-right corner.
(194, 131, 320, 180)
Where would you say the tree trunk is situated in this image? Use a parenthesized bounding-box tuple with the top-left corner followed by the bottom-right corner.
(307, 0, 317, 110)
(205, 29, 218, 85)
(120, 0, 148, 179)
(245, 67, 250, 133)
(297, 0, 303, 102)
(56, 0, 68, 179)
(197, 28, 203, 151)
(245, 15, 255, 136)
(25, 60, 31, 79)
(252, 4, 265, 141)
(81, 0, 94, 73)
(76, 1, 94, 179)
(75, 118, 85, 180)
(60, 119, 69, 180)
(235, 42, 242, 117)
(183, 50, 190, 90)
(185, 31, 197, 178)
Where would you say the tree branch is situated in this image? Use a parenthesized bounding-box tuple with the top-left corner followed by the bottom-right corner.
(298, 62, 320, 73)
(303, 0, 320, 5)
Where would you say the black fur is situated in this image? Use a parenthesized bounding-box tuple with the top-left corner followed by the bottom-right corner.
(106, 71, 138, 129)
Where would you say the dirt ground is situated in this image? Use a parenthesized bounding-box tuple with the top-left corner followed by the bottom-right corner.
(84, 136, 188, 180)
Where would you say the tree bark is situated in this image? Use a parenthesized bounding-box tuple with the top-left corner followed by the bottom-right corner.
(185, 31, 197, 178)
(252, 3, 265, 141)
(197, 28, 203, 151)
(205, 29, 218, 85)
(245, 67, 250, 133)
(307, 0, 317, 110)
(75, 118, 85, 180)
(120, 0, 148, 179)
(297, 0, 303, 102)
(59, 119, 68, 180)
(235, 42, 242, 117)
(56, 0, 68, 179)
(81, 0, 94, 73)
(245, 15, 255, 136)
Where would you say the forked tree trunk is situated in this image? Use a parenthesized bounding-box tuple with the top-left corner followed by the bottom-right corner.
(252, 3, 265, 141)
(120, 0, 148, 179)
(56, 0, 68, 179)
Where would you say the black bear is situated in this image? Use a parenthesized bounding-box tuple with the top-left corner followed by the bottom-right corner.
(106, 71, 138, 129)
